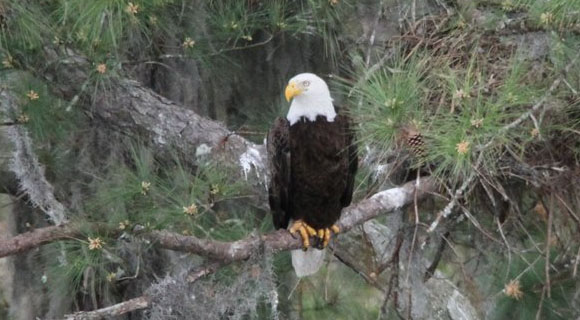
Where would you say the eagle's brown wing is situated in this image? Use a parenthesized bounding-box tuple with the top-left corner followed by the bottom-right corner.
(339, 114, 358, 207)
(267, 117, 291, 229)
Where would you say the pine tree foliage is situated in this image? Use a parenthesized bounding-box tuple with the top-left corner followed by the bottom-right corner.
(339, 3, 580, 318)
(0, 0, 580, 319)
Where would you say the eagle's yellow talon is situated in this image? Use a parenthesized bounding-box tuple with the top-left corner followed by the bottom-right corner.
(289, 222, 300, 234)
(288, 220, 332, 249)
(322, 228, 331, 248)
(331, 224, 340, 234)
(306, 225, 317, 237)
(299, 227, 309, 249)
(289, 220, 316, 250)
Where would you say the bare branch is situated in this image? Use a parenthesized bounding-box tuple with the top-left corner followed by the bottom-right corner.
(501, 50, 580, 133)
(62, 260, 228, 319)
(0, 178, 436, 260)
(63, 296, 150, 320)
(0, 223, 114, 258)
(573, 246, 580, 278)
(332, 248, 384, 292)
(145, 177, 437, 260)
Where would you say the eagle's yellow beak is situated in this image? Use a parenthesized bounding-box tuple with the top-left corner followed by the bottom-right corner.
(285, 82, 303, 102)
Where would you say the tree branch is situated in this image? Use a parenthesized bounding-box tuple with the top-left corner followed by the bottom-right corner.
(2, 55, 438, 261)
(63, 296, 150, 320)
(42, 48, 268, 199)
(0, 178, 436, 260)
(0, 223, 115, 258)
(145, 178, 436, 260)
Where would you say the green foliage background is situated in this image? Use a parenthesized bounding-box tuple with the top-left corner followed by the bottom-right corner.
(1, 0, 579, 319)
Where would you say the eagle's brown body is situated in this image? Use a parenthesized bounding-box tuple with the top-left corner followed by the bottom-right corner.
(267, 114, 357, 231)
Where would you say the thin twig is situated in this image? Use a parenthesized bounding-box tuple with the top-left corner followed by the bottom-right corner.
(554, 193, 580, 229)
(406, 289, 412, 320)
(460, 206, 502, 244)
(544, 195, 553, 298)
(427, 173, 474, 233)
(424, 232, 449, 281)
(501, 51, 580, 134)
(379, 236, 402, 320)
(377, 231, 404, 275)
(187, 260, 224, 283)
(364, 0, 386, 67)
(405, 173, 421, 285)
(496, 218, 513, 282)
(535, 286, 546, 320)
(427, 50, 580, 233)
(333, 248, 384, 292)
(573, 246, 580, 278)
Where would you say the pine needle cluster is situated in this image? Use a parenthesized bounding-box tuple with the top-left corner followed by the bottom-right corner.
(1, 0, 349, 70)
(346, 20, 578, 186)
(341, 12, 580, 317)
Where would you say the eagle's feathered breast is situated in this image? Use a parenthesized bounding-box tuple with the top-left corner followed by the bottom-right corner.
(268, 114, 357, 230)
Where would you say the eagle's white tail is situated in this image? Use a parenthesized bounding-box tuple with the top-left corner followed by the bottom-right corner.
(291, 248, 326, 277)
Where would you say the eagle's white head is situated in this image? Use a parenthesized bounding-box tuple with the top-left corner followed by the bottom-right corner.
(284, 73, 337, 125)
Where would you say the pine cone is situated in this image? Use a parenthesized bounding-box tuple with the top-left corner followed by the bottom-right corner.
(400, 125, 426, 159)
(407, 131, 426, 158)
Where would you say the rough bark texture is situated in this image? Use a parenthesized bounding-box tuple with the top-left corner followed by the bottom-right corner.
(0, 224, 80, 258)
(64, 296, 151, 320)
(43, 48, 269, 203)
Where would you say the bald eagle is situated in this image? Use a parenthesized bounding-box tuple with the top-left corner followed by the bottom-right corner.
(267, 73, 357, 276)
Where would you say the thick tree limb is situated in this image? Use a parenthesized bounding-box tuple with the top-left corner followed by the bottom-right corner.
(0, 223, 115, 258)
(145, 178, 436, 259)
(0, 178, 436, 260)
(63, 296, 150, 320)
(43, 49, 268, 197)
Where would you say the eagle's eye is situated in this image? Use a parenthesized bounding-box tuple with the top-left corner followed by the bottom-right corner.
(302, 80, 311, 87)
